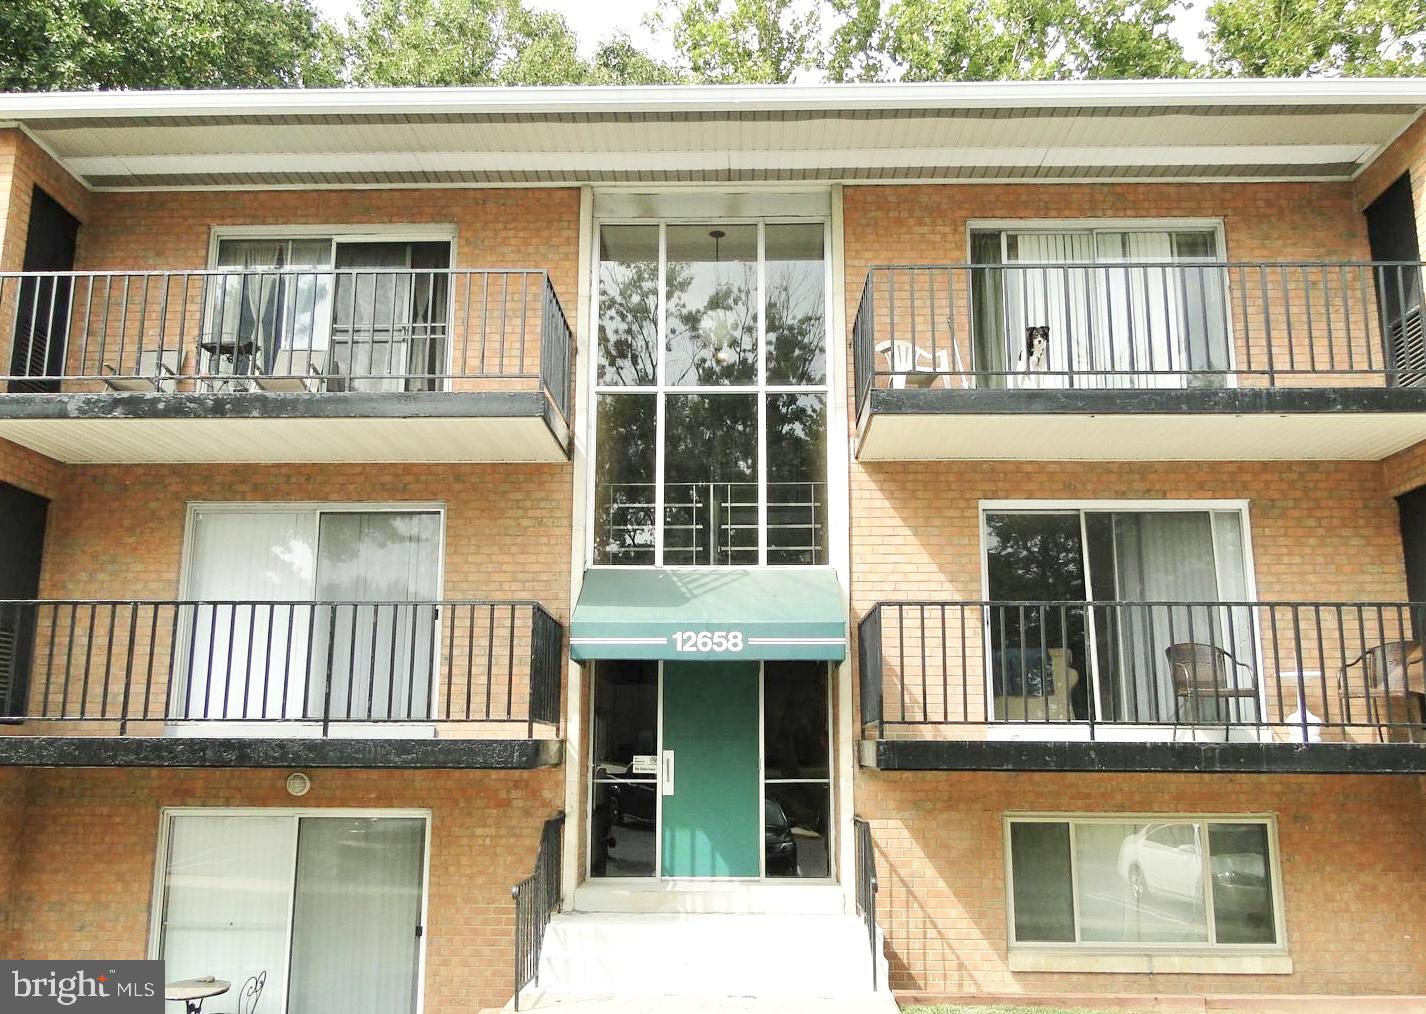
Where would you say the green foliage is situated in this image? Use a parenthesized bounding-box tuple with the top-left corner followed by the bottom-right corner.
(1204, 0, 1426, 77)
(0, 0, 341, 92)
(836, 0, 1196, 81)
(650, 0, 824, 84)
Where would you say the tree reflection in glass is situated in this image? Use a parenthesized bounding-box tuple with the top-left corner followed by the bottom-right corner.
(665, 225, 758, 386)
(663, 394, 757, 565)
(597, 226, 659, 386)
(765, 223, 826, 386)
(594, 393, 656, 565)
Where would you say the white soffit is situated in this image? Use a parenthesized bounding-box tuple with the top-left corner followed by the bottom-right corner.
(1, 79, 1423, 189)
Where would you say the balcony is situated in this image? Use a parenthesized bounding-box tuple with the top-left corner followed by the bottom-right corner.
(0, 268, 573, 462)
(858, 600, 1426, 772)
(0, 598, 564, 768)
(851, 261, 1426, 460)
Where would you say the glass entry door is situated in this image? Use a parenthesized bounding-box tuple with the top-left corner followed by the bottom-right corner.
(588, 659, 832, 882)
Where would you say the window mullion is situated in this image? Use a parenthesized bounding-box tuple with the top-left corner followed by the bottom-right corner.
(1201, 820, 1219, 945)
(1066, 820, 1082, 944)
(654, 223, 667, 567)
(757, 220, 768, 567)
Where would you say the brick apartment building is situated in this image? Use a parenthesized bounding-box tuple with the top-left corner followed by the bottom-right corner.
(0, 79, 1424, 1012)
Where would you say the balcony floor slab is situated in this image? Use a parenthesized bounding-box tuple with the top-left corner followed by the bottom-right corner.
(0, 390, 569, 462)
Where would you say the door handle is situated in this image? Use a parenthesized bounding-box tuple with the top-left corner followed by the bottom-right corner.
(661, 749, 675, 796)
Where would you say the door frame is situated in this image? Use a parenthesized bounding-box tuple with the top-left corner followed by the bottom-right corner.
(585, 658, 836, 884)
(147, 806, 432, 1014)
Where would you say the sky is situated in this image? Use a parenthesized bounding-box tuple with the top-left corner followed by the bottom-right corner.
(310, 0, 1212, 67)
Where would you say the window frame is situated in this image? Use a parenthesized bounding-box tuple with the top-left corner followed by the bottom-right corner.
(586, 216, 834, 570)
(147, 806, 433, 1014)
(1003, 813, 1289, 954)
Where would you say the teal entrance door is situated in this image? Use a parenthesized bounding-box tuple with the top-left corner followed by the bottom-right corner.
(660, 661, 761, 878)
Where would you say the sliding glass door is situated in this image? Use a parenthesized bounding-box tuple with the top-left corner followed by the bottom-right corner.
(158, 812, 426, 1014)
(970, 227, 1229, 389)
(984, 507, 1254, 724)
(180, 506, 441, 724)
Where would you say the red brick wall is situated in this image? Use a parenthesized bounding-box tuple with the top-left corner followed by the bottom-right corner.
(1355, 112, 1426, 253)
(0, 436, 64, 500)
(7, 767, 561, 1013)
(860, 770, 1426, 997)
(0, 767, 26, 956)
(0, 128, 90, 272)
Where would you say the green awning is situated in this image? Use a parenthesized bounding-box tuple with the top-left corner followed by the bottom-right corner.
(570, 567, 846, 662)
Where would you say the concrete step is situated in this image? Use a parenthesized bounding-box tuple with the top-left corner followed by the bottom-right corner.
(500, 992, 899, 1013)
(572, 881, 846, 915)
(534, 912, 890, 1001)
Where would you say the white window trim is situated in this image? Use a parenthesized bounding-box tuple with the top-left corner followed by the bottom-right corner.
(147, 806, 434, 1014)
(1003, 812, 1289, 965)
(173, 502, 447, 736)
(966, 218, 1228, 254)
(207, 224, 458, 266)
(585, 216, 836, 570)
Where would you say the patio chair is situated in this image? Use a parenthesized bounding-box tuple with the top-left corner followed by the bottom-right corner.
(100, 349, 181, 392)
(875, 339, 951, 389)
(213, 971, 265, 1014)
(1339, 639, 1426, 741)
(253, 348, 328, 393)
(1165, 642, 1259, 725)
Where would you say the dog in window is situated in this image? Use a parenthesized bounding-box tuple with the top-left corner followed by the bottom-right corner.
(1019, 325, 1051, 372)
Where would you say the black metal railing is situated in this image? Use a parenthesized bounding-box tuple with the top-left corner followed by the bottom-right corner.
(853, 816, 880, 991)
(853, 261, 1426, 417)
(0, 599, 563, 736)
(512, 811, 564, 1012)
(597, 480, 828, 566)
(860, 600, 1426, 743)
(0, 268, 574, 420)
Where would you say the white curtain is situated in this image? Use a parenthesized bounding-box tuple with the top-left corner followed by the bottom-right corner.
(287, 818, 426, 1014)
(1004, 232, 1097, 389)
(309, 512, 440, 721)
(211, 240, 334, 369)
(160, 815, 297, 1011)
(182, 511, 315, 721)
(1106, 512, 1223, 722)
(333, 242, 412, 391)
(1096, 232, 1182, 388)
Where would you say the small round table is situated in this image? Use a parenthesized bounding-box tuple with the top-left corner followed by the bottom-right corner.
(165, 977, 230, 1014)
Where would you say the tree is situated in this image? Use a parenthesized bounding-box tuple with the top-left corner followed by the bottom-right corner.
(650, 0, 824, 84)
(1204, 0, 1426, 77)
(0, 0, 341, 92)
(830, 0, 1196, 82)
(589, 34, 686, 86)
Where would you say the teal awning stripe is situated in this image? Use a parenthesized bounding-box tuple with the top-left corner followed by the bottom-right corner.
(570, 567, 846, 662)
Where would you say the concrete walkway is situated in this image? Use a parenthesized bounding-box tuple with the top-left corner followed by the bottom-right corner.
(494, 991, 899, 1014)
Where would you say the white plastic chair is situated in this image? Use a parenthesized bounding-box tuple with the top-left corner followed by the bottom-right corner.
(253, 349, 328, 393)
(101, 349, 181, 392)
(875, 340, 952, 389)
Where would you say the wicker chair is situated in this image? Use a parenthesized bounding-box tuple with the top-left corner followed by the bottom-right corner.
(1339, 640, 1426, 740)
(1165, 642, 1259, 725)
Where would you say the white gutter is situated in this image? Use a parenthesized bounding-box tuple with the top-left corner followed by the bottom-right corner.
(2, 78, 1425, 121)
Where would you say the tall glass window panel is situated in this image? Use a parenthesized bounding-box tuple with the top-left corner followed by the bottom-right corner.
(1009, 822, 1075, 942)
(182, 510, 316, 722)
(160, 815, 298, 1010)
(594, 393, 656, 565)
(1207, 823, 1276, 944)
(287, 817, 426, 1014)
(210, 239, 334, 378)
(664, 225, 758, 386)
(597, 226, 659, 386)
(663, 393, 757, 565)
(310, 512, 441, 722)
(764, 224, 826, 385)
(767, 393, 827, 565)
(1077, 821, 1209, 944)
(332, 241, 450, 393)
(590, 660, 658, 878)
(764, 661, 831, 879)
(984, 512, 1089, 722)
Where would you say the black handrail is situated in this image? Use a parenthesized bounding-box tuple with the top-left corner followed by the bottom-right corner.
(852, 260, 1426, 418)
(512, 811, 564, 1011)
(853, 816, 880, 991)
(0, 598, 563, 736)
(860, 599, 1426, 742)
(0, 267, 575, 423)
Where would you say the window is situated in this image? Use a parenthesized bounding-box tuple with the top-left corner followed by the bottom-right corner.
(179, 505, 442, 723)
(593, 221, 828, 567)
(156, 811, 426, 1014)
(970, 225, 1228, 389)
(983, 505, 1254, 725)
(1008, 817, 1281, 949)
(208, 235, 451, 391)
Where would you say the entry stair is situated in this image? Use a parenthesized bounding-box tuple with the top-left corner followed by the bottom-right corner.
(512, 889, 892, 1011)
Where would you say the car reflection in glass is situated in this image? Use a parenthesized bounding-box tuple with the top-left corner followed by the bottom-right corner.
(1116, 822, 1270, 934)
(765, 798, 798, 876)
